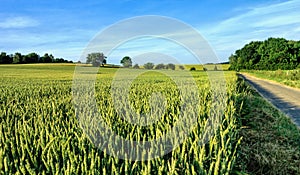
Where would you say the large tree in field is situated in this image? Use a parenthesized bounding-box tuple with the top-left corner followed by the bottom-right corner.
(86, 52, 107, 67)
(120, 56, 132, 68)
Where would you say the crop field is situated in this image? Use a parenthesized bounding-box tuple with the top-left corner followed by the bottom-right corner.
(1, 64, 299, 174)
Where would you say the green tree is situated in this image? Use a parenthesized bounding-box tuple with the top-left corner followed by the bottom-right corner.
(120, 56, 132, 68)
(214, 65, 218, 71)
(40, 53, 53, 63)
(133, 64, 140, 69)
(0, 52, 12, 64)
(13, 52, 23, 64)
(229, 38, 300, 70)
(86, 52, 107, 67)
(155, 63, 165, 69)
(143, 62, 154, 69)
(190, 67, 196, 71)
(166, 63, 175, 70)
(24, 52, 39, 63)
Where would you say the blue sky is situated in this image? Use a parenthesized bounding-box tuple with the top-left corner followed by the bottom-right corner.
(1, 0, 300, 64)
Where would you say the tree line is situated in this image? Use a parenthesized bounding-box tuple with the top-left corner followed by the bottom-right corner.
(0, 52, 73, 64)
(120, 56, 180, 70)
(229, 37, 300, 70)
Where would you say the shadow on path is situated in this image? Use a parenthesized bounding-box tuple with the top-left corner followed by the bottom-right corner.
(239, 74, 300, 127)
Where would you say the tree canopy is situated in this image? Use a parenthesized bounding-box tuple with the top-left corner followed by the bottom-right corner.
(86, 52, 107, 67)
(229, 38, 300, 70)
(120, 56, 132, 68)
(143, 62, 155, 69)
(0, 52, 72, 64)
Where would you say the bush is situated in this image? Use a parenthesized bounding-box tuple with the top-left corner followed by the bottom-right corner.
(166, 63, 175, 70)
(190, 67, 196, 71)
(155, 63, 165, 69)
(133, 64, 140, 69)
(144, 62, 154, 69)
(179, 65, 185, 70)
(214, 65, 218, 71)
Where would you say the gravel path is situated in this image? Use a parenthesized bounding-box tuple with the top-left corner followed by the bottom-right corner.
(239, 73, 300, 127)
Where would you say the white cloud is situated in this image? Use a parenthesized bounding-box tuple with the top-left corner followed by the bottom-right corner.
(200, 0, 300, 61)
(0, 16, 39, 29)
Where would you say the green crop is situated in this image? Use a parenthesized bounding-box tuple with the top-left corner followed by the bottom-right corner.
(0, 64, 241, 174)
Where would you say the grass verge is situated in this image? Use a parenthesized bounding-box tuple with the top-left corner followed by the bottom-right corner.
(243, 69, 300, 89)
(233, 75, 300, 174)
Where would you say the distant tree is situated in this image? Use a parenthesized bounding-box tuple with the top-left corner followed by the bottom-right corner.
(86, 52, 106, 67)
(190, 67, 196, 71)
(40, 53, 53, 63)
(133, 64, 140, 69)
(102, 59, 107, 65)
(155, 63, 165, 69)
(13, 52, 23, 64)
(144, 62, 154, 69)
(0, 51, 72, 64)
(179, 65, 185, 70)
(24, 52, 39, 63)
(214, 65, 218, 71)
(54, 58, 70, 63)
(120, 56, 132, 68)
(166, 63, 176, 70)
(0, 52, 12, 64)
(203, 67, 207, 71)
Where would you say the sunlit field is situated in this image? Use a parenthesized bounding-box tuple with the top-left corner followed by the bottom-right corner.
(1, 64, 299, 174)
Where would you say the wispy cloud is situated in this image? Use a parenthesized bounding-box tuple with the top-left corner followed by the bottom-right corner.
(0, 16, 39, 29)
(201, 0, 300, 60)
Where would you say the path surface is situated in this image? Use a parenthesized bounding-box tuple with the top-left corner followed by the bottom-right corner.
(239, 73, 300, 127)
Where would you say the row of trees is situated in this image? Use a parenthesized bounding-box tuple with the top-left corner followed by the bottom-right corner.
(0, 52, 72, 64)
(120, 56, 180, 70)
(229, 38, 300, 70)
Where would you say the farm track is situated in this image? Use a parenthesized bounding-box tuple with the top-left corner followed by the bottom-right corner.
(239, 73, 300, 127)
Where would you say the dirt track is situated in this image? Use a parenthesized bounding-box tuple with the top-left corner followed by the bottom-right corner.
(239, 73, 300, 127)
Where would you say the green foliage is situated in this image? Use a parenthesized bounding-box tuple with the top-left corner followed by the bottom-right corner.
(229, 38, 300, 70)
(234, 77, 300, 174)
(0, 52, 71, 64)
(13, 52, 22, 64)
(40, 53, 54, 63)
(143, 62, 154, 69)
(86, 52, 106, 67)
(178, 65, 185, 70)
(190, 67, 196, 71)
(214, 65, 218, 71)
(133, 64, 140, 69)
(154, 63, 165, 69)
(120, 56, 132, 68)
(166, 63, 175, 70)
(0, 52, 13, 64)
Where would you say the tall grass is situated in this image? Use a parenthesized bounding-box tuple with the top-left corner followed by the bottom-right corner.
(233, 76, 300, 174)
